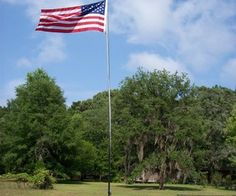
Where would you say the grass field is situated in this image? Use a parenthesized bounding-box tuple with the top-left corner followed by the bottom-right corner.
(0, 181, 236, 196)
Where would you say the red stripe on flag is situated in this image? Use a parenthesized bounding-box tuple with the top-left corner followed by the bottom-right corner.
(39, 15, 104, 22)
(41, 12, 82, 18)
(38, 21, 104, 28)
(36, 27, 104, 33)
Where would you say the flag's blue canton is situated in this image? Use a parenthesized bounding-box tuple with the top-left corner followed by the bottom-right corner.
(81, 1, 105, 16)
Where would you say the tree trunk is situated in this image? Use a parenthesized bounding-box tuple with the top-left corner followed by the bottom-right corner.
(135, 135, 148, 183)
(159, 161, 166, 190)
(136, 134, 147, 162)
(183, 174, 187, 184)
(124, 139, 131, 183)
(159, 174, 165, 190)
(137, 141, 144, 162)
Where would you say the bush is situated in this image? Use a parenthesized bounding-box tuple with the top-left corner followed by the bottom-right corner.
(112, 173, 124, 183)
(0, 172, 30, 182)
(31, 168, 55, 189)
(0, 172, 16, 180)
(0, 169, 55, 189)
(0, 172, 31, 188)
(16, 173, 31, 183)
(211, 172, 222, 187)
(223, 175, 233, 190)
(233, 180, 236, 190)
(198, 172, 208, 187)
(125, 177, 135, 184)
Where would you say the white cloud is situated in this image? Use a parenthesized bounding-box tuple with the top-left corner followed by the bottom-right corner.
(221, 59, 236, 89)
(125, 52, 191, 76)
(1, 0, 70, 69)
(1, 0, 96, 106)
(1, 0, 83, 68)
(111, 0, 172, 43)
(173, 0, 236, 72)
(36, 35, 66, 65)
(111, 0, 236, 73)
(26, 0, 88, 22)
(15, 35, 66, 68)
(1, 0, 87, 22)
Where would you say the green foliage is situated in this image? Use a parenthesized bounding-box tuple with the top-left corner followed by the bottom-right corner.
(223, 175, 233, 190)
(1, 68, 236, 188)
(114, 69, 203, 188)
(198, 172, 208, 187)
(70, 91, 119, 180)
(0, 169, 55, 190)
(211, 172, 222, 187)
(225, 103, 236, 166)
(15, 173, 31, 183)
(1, 69, 69, 174)
(31, 168, 55, 189)
(196, 86, 236, 182)
(0, 107, 8, 174)
(0, 172, 18, 180)
(0, 172, 31, 183)
(63, 112, 98, 178)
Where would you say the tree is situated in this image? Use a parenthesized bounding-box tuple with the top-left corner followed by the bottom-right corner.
(1, 69, 114, 179)
(1, 69, 74, 176)
(114, 69, 204, 189)
(63, 113, 97, 178)
(195, 86, 236, 182)
(0, 106, 7, 174)
(70, 91, 119, 180)
(226, 103, 236, 167)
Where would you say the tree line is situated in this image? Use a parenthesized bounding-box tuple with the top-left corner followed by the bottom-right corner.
(0, 68, 236, 189)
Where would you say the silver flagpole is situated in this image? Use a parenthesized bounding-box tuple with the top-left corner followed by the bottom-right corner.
(105, 0, 112, 196)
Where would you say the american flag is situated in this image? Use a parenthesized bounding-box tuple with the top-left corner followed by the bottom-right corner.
(36, 0, 106, 33)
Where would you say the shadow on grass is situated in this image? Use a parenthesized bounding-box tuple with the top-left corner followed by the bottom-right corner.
(57, 180, 88, 185)
(164, 185, 201, 191)
(117, 184, 201, 191)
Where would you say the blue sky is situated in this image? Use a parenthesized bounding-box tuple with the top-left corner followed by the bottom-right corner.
(1, 0, 236, 106)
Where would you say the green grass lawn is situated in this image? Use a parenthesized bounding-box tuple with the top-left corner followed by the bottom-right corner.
(0, 181, 235, 196)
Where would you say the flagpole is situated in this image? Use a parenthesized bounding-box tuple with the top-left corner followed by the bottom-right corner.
(105, 0, 112, 196)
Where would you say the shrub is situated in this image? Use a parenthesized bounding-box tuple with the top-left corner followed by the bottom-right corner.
(198, 172, 208, 187)
(233, 180, 236, 190)
(112, 173, 124, 183)
(211, 172, 222, 187)
(0, 172, 31, 182)
(16, 173, 31, 183)
(0, 170, 55, 189)
(223, 175, 233, 190)
(31, 169, 55, 189)
(0, 172, 16, 180)
(0, 172, 31, 188)
(126, 177, 135, 184)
